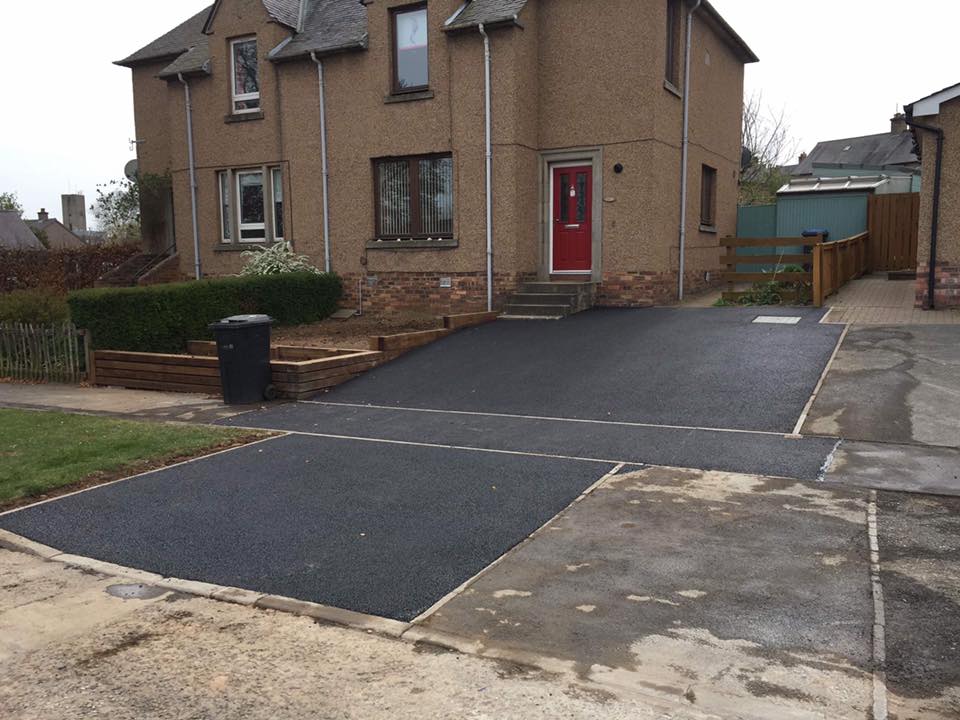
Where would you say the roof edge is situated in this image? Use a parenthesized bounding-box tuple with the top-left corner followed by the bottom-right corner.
(700, 1, 758, 64)
(905, 81, 960, 118)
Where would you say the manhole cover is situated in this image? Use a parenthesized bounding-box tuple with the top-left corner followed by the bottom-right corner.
(753, 315, 802, 325)
(106, 583, 167, 600)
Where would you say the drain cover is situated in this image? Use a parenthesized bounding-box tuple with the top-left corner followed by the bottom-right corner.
(106, 583, 167, 600)
(753, 315, 802, 325)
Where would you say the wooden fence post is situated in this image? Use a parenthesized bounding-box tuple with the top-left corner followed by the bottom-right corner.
(813, 242, 824, 307)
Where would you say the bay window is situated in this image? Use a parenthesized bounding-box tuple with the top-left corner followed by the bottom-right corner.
(375, 154, 453, 240)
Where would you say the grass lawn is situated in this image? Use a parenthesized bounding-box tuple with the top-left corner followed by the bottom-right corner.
(0, 408, 266, 509)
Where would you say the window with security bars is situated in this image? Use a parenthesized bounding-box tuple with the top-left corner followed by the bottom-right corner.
(375, 155, 453, 239)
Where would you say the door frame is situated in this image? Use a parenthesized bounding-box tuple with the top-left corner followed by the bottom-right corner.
(539, 148, 603, 281)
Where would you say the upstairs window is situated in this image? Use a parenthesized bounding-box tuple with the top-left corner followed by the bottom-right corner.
(700, 165, 717, 227)
(665, 0, 681, 87)
(392, 4, 429, 93)
(375, 155, 453, 239)
(231, 37, 260, 113)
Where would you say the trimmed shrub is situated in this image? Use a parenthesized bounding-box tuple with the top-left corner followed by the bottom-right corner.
(0, 289, 70, 324)
(0, 244, 140, 293)
(69, 272, 343, 352)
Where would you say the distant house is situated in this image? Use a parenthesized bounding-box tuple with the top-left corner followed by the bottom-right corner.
(792, 114, 920, 188)
(24, 209, 85, 249)
(0, 211, 44, 250)
(905, 81, 960, 309)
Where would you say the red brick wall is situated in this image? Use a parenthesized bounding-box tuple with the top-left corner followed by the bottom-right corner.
(338, 271, 536, 315)
(596, 270, 721, 307)
(915, 263, 960, 309)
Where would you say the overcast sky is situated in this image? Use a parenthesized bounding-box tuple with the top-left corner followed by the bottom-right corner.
(1, 1, 957, 225)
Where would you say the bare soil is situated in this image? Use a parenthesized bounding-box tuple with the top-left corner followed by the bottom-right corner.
(273, 311, 441, 350)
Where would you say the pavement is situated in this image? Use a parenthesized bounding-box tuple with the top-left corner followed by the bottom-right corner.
(0, 382, 250, 423)
(0, 549, 695, 720)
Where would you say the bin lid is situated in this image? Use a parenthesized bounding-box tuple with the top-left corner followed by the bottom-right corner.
(801, 228, 830, 237)
(209, 314, 273, 329)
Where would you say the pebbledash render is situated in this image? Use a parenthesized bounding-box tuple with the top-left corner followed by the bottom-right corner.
(117, 0, 756, 313)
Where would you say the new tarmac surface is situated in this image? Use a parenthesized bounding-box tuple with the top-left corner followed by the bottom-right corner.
(0, 308, 844, 621)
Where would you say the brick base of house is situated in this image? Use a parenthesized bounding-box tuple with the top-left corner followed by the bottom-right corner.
(335, 269, 725, 314)
(596, 269, 722, 307)
(339, 271, 536, 315)
(915, 262, 960, 308)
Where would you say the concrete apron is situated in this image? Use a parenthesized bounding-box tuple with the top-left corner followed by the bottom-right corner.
(8, 464, 958, 719)
(805, 326, 960, 496)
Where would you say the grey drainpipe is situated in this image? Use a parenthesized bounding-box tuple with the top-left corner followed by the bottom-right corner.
(310, 52, 332, 273)
(677, 0, 702, 301)
(479, 23, 494, 312)
(178, 73, 202, 280)
(905, 115, 944, 310)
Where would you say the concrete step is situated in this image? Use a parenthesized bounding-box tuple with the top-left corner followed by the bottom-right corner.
(510, 293, 577, 306)
(504, 303, 572, 318)
(521, 281, 594, 294)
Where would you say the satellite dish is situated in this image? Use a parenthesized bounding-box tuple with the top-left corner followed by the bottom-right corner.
(124, 159, 140, 181)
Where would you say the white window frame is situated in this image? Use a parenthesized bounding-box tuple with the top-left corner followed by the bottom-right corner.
(236, 170, 266, 243)
(271, 167, 284, 241)
(230, 37, 260, 114)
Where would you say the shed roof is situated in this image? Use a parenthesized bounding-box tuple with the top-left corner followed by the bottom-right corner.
(778, 174, 902, 195)
(793, 131, 918, 176)
(0, 212, 45, 250)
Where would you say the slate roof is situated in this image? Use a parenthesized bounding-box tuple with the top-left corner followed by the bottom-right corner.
(262, 0, 302, 28)
(0, 212, 44, 250)
(116, 5, 213, 67)
(158, 37, 212, 78)
(793, 131, 919, 176)
(270, 0, 368, 61)
(444, 0, 528, 30)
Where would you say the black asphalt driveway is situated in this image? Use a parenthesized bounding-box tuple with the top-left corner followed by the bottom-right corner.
(1, 307, 845, 623)
(0, 435, 616, 621)
(319, 307, 842, 433)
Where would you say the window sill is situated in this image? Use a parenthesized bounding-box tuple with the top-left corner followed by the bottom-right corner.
(699, 224, 718, 234)
(366, 238, 457, 250)
(225, 111, 265, 124)
(215, 241, 274, 252)
(663, 80, 682, 99)
(384, 90, 435, 104)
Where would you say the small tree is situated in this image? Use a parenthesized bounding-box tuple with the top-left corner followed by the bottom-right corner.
(91, 178, 141, 244)
(740, 93, 799, 206)
(0, 191, 23, 215)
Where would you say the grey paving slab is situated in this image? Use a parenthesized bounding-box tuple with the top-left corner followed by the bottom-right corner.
(418, 465, 874, 719)
(803, 326, 960, 447)
(823, 440, 960, 496)
(221, 402, 838, 480)
(0, 434, 614, 621)
(319, 308, 841, 434)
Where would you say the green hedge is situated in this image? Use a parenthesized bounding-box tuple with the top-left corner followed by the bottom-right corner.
(69, 272, 342, 352)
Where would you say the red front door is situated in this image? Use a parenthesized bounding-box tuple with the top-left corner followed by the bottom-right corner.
(551, 165, 592, 272)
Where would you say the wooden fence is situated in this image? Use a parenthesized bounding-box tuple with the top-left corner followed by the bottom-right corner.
(812, 231, 870, 306)
(721, 231, 870, 307)
(0, 322, 87, 383)
(868, 192, 920, 271)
